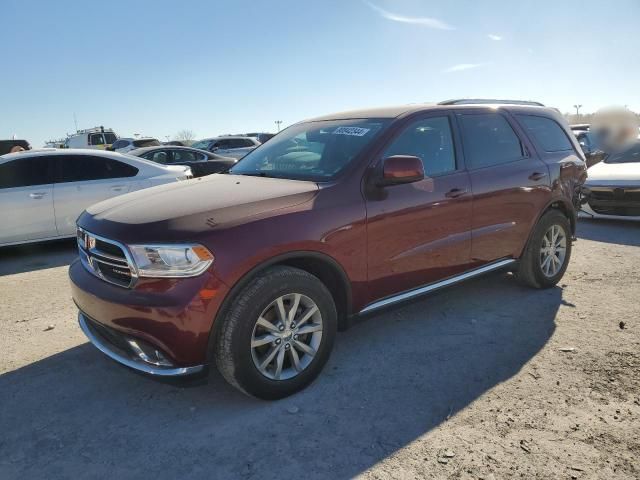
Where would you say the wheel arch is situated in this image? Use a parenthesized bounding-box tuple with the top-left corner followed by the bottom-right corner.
(519, 198, 576, 258)
(207, 251, 353, 362)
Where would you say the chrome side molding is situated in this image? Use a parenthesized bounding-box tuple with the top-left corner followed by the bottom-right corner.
(359, 258, 516, 315)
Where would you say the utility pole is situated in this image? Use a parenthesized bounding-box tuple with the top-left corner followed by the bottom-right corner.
(275, 120, 283, 132)
(573, 104, 582, 117)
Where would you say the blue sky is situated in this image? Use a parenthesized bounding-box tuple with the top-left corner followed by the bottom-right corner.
(1, 0, 638, 147)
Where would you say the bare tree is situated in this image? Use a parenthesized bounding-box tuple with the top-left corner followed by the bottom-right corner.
(174, 129, 196, 142)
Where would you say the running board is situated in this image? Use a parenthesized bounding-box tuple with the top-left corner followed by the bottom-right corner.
(359, 258, 516, 315)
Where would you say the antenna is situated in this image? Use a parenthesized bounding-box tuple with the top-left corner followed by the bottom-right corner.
(73, 113, 79, 132)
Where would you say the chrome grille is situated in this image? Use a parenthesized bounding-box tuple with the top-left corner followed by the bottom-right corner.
(77, 228, 137, 288)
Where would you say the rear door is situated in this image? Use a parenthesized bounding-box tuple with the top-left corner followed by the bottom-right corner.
(52, 155, 139, 235)
(456, 110, 550, 263)
(0, 156, 56, 245)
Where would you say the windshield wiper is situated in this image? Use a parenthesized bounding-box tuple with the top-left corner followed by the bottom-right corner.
(232, 171, 279, 178)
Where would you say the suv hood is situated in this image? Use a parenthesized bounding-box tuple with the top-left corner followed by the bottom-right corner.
(82, 174, 318, 238)
(586, 161, 640, 184)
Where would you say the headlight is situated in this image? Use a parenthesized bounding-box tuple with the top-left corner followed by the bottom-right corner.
(128, 244, 214, 278)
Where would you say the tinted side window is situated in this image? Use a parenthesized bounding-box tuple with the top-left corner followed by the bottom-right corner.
(146, 151, 170, 164)
(236, 139, 254, 148)
(89, 134, 105, 146)
(459, 113, 525, 169)
(516, 115, 573, 152)
(103, 133, 118, 144)
(0, 157, 52, 188)
(384, 116, 456, 176)
(55, 156, 138, 183)
(172, 150, 198, 162)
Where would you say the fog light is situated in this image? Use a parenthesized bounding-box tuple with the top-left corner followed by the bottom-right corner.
(126, 339, 173, 367)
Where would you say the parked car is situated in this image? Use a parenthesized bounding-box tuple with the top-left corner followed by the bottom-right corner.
(581, 140, 640, 220)
(0, 149, 192, 246)
(70, 100, 586, 399)
(574, 129, 606, 167)
(129, 146, 236, 177)
(64, 127, 118, 150)
(246, 132, 276, 144)
(108, 137, 161, 153)
(0, 139, 31, 155)
(190, 136, 260, 159)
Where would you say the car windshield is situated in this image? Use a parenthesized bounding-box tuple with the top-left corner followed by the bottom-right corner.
(605, 141, 640, 163)
(229, 119, 389, 181)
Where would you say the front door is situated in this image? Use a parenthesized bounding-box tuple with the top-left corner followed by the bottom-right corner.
(456, 111, 551, 263)
(365, 114, 473, 302)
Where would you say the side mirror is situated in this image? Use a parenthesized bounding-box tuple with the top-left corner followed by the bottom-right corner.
(378, 155, 425, 186)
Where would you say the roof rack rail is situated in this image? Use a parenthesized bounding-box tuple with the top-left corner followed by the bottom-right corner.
(73, 126, 115, 135)
(438, 99, 545, 107)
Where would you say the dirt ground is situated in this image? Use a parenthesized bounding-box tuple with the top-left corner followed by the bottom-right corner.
(0, 218, 638, 479)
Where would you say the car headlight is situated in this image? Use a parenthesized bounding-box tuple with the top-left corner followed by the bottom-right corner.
(128, 244, 214, 278)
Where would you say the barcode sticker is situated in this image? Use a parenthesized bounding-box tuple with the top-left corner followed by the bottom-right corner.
(332, 126, 371, 137)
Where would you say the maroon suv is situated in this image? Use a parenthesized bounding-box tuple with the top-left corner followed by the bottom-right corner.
(70, 100, 587, 399)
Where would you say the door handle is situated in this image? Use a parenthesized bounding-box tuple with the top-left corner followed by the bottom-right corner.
(528, 172, 547, 181)
(29, 192, 46, 199)
(110, 185, 126, 192)
(445, 188, 468, 199)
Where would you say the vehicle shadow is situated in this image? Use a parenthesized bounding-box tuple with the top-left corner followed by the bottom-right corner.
(576, 218, 640, 247)
(0, 239, 77, 276)
(0, 273, 560, 479)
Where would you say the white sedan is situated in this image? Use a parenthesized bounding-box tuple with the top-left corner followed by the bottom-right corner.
(0, 149, 192, 246)
(582, 141, 640, 221)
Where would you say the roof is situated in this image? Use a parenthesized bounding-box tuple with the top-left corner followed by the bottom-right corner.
(1, 148, 134, 162)
(303, 102, 552, 122)
(439, 98, 545, 106)
(196, 135, 257, 141)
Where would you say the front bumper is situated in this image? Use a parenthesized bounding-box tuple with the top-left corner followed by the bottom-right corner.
(70, 258, 230, 368)
(79, 312, 204, 376)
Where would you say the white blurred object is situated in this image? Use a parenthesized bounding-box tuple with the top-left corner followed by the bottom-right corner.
(590, 106, 640, 151)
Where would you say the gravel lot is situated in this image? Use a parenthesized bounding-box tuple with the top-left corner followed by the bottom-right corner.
(1, 219, 638, 479)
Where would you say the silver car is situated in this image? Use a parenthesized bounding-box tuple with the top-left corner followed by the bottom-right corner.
(190, 136, 260, 159)
(0, 149, 192, 246)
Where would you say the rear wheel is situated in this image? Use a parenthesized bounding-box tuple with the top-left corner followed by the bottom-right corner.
(215, 266, 337, 399)
(516, 210, 572, 289)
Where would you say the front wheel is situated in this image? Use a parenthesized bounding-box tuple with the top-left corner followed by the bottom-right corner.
(214, 266, 337, 399)
(516, 210, 572, 289)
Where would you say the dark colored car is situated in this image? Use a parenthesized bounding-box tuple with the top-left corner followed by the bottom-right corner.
(129, 146, 236, 177)
(0, 139, 31, 155)
(70, 100, 587, 399)
(574, 129, 606, 167)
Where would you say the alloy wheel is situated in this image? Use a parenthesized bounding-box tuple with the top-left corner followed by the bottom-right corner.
(250, 293, 323, 380)
(539, 224, 567, 277)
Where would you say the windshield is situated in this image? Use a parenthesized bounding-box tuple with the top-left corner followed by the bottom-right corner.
(104, 132, 117, 144)
(229, 119, 389, 181)
(605, 141, 640, 163)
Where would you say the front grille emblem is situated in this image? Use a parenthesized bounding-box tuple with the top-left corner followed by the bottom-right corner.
(85, 234, 96, 250)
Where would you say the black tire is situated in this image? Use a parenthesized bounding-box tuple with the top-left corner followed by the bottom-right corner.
(516, 210, 572, 289)
(214, 266, 337, 400)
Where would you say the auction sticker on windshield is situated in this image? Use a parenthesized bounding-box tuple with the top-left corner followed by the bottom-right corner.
(333, 126, 370, 136)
